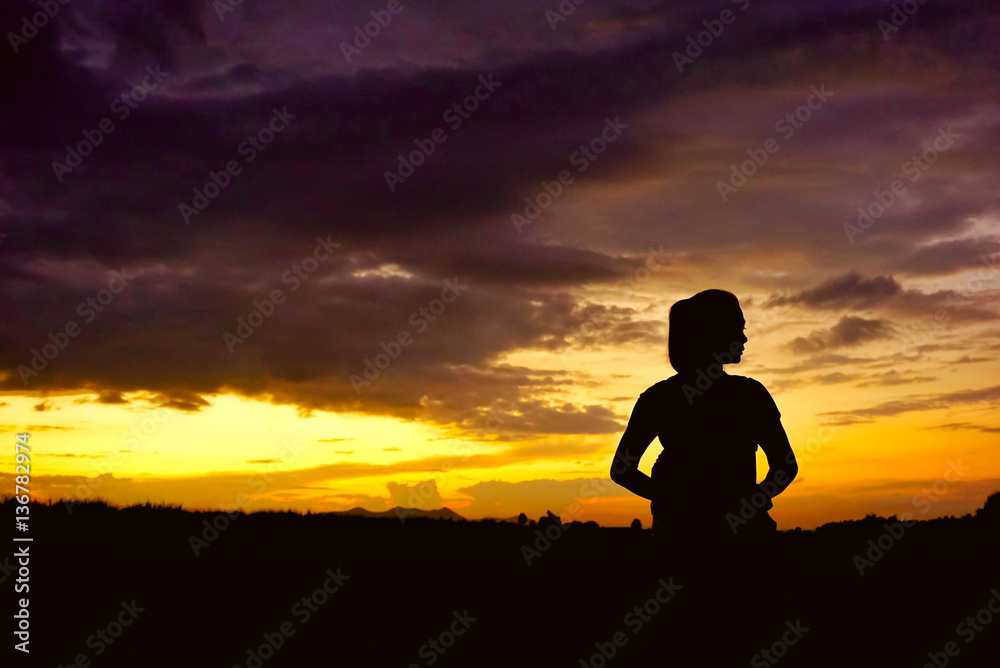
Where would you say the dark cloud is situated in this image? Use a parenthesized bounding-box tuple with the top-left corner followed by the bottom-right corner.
(821, 415, 875, 427)
(949, 356, 993, 364)
(96, 390, 128, 404)
(71, 389, 130, 405)
(766, 274, 902, 310)
(768, 353, 877, 375)
(766, 378, 807, 394)
(855, 371, 937, 387)
(896, 238, 1000, 276)
(927, 422, 1000, 434)
(0, 424, 74, 432)
(824, 384, 1000, 420)
(889, 288, 1000, 323)
(789, 316, 894, 354)
(765, 273, 998, 325)
(155, 392, 211, 412)
(811, 372, 858, 385)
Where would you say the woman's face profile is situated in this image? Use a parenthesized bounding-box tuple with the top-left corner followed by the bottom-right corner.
(711, 305, 748, 364)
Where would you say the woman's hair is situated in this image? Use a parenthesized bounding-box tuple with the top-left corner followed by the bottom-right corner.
(668, 289, 741, 373)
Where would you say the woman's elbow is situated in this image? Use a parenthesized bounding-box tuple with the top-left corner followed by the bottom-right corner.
(609, 450, 631, 484)
(610, 462, 633, 486)
(783, 451, 798, 476)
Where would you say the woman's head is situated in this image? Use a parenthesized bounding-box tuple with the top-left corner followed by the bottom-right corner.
(668, 289, 747, 373)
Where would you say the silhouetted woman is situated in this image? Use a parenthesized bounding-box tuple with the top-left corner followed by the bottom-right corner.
(610, 289, 798, 552)
(608, 290, 799, 663)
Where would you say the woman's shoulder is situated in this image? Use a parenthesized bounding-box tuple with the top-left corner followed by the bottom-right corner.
(639, 376, 681, 397)
(643, 374, 677, 394)
(725, 373, 766, 388)
(722, 373, 773, 394)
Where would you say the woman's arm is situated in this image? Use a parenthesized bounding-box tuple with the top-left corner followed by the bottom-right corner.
(756, 417, 797, 503)
(610, 400, 658, 501)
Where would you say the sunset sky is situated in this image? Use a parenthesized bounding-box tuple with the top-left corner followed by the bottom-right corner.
(1, 0, 998, 529)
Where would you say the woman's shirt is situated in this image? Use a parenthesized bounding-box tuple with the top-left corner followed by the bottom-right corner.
(625, 372, 781, 520)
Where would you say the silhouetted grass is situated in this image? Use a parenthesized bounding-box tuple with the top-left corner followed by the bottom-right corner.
(8, 493, 998, 667)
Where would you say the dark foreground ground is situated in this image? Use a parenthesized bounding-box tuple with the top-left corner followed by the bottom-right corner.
(6, 496, 999, 667)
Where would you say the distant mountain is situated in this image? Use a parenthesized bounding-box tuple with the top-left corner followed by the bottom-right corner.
(336, 506, 466, 521)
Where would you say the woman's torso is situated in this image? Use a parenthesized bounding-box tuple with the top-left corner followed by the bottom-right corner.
(644, 373, 763, 520)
